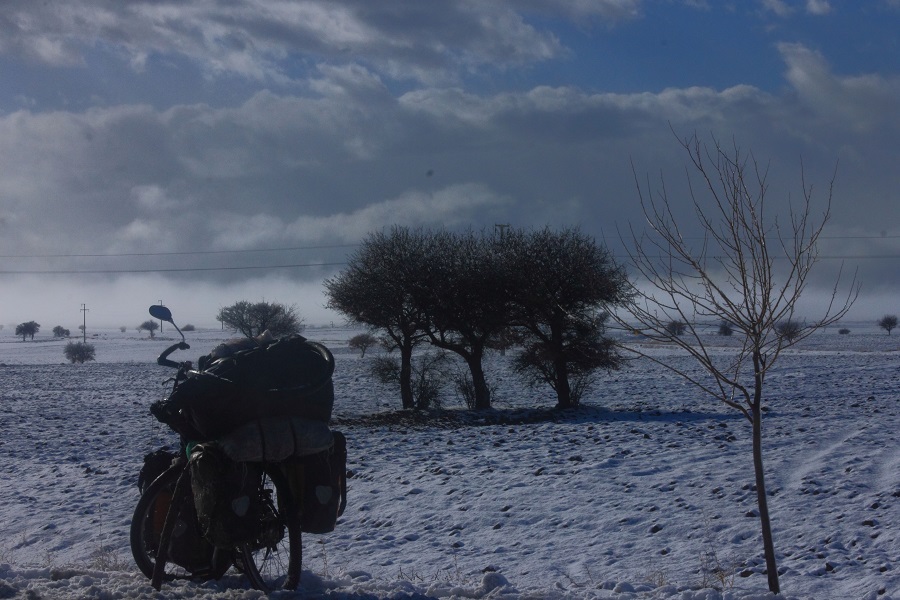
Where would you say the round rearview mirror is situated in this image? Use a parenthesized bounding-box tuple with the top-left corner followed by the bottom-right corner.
(149, 305, 173, 323)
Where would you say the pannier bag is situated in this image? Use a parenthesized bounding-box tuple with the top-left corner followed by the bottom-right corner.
(138, 448, 217, 572)
(189, 443, 264, 548)
(137, 448, 177, 493)
(152, 335, 336, 439)
(281, 431, 347, 534)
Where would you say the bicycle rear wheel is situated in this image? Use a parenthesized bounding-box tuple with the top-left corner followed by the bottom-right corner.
(235, 465, 302, 591)
(130, 464, 231, 582)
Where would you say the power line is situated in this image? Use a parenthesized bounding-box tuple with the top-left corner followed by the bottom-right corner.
(0, 243, 359, 259)
(0, 253, 896, 276)
(0, 234, 897, 260)
(0, 262, 348, 275)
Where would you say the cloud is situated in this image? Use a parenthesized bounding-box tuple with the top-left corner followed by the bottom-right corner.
(0, 31, 897, 299)
(516, 0, 642, 22)
(0, 1, 577, 84)
(761, 0, 793, 17)
(805, 0, 832, 15)
(778, 42, 900, 133)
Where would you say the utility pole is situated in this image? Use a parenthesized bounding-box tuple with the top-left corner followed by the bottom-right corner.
(494, 223, 510, 240)
(80, 304, 89, 343)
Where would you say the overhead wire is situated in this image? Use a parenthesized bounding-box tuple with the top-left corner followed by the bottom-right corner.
(0, 236, 896, 275)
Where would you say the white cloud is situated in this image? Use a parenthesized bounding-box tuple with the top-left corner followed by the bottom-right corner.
(778, 42, 900, 132)
(761, 0, 793, 17)
(206, 183, 512, 249)
(805, 0, 832, 15)
(0, 1, 573, 84)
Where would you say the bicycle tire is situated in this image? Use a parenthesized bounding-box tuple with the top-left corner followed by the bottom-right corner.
(130, 464, 230, 582)
(236, 464, 303, 591)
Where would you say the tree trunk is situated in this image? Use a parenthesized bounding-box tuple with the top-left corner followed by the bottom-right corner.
(467, 352, 491, 410)
(554, 355, 573, 409)
(399, 340, 415, 410)
(752, 392, 780, 594)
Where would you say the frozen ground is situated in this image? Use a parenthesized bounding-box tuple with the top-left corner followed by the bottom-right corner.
(0, 322, 897, 599)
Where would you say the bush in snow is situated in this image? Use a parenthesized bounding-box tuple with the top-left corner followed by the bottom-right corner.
(371, 352, 449, 410)
(64, 342, 96, 364)
(666, 320, 686, 336)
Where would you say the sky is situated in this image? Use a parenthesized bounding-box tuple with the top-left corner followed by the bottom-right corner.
(0, 0, 898, 329)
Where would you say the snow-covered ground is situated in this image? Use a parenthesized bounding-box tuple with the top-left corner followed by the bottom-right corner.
(0, 322, 897, 600)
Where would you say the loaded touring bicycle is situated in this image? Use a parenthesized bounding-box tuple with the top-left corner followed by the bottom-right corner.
(130, 305, 347, 591)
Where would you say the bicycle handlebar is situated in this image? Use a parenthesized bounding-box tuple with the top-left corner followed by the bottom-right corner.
(157, 341, 191, 369)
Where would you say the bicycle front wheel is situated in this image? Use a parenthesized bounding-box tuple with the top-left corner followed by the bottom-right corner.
(130, 464, 231, 582)
(235, 465, 302, 591)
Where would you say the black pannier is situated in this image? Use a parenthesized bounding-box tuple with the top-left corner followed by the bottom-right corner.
(189, 443, 266, 548)
(152, 335, 335, 440)
(138, 448, 219, 572)
(281, 431, 348, 534)
(137, 448, 177, 493)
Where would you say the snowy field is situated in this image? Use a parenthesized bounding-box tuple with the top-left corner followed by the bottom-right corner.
(0, 321, 897, 600)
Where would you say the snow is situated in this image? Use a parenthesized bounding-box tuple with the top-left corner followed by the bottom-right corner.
(0, 323, 897, 599)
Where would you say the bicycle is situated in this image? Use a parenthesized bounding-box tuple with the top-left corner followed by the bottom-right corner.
(130, 305, 343, 592)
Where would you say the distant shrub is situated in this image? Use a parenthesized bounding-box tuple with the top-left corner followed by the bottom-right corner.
(666, 320, 686, 336)
(775, 319, 802, 343)
(52, 325, 70, 338)
(64, 341, 96, 364)
(120, 326, 127, 333)
(371, 352, 449, 410)
(453, 372, 476, 410)
(878, 314, 897, 336)
(838, 328, 850, 335)
(718, 320, 734, 336)
(182, 324, 196, 331)
(348, 333, 378, 357)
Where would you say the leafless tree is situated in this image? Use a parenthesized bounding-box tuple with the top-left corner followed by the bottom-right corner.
(138, 320, 159, 338)
(501, 227, 630, 408)
(216, 300, 304, 339)
(620, 133, 858, 594)
(348, 332, 378, 357)
(878, 314, 897, 335)
(324, 227, 432, 409)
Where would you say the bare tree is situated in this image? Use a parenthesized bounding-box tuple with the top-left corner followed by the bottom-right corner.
(620, 133, 857, 594)
(878, 314, 897, 335)
(138, 320, 159, 338)
(348, 332, 378, 357)
(414, 230, 510, 409)
(501, 227, 630, 408)
(325, 227, 432, 409)
(216, 300, 304, 339)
